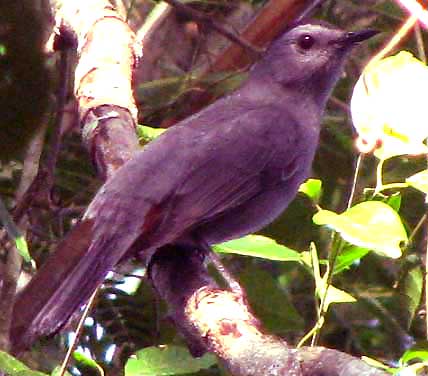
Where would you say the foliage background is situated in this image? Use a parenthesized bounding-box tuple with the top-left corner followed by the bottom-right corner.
(1, 0, 427, 374)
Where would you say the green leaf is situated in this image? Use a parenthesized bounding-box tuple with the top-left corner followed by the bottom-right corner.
(400, 267, 423, 329)
(298, 178, 322, 202)
(407, 170, 428, 194)
(386, 192, 402, 212)
(0, 351, 47, 375)
(215, 234, 301, 262)
(313, 201, 407, 258)
(317, 284, 356, 312)
(73, 351, 104, 375)
(393, 363, 428, 375)
(15, 236, 32, 265)
(137, 125, 166, 143)
(125, 345, 216, 375)
(308, 244, 355, 312)
(400, 347, 428, 365)
(361, 356, 391, 371)
(51, 367, 72, 376)
(333, 246, 370, 275)
(240, 267, 303, 332)
(0, 197, 33, 264)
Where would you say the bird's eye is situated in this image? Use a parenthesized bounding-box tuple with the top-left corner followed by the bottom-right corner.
(297, 34, 315, 50)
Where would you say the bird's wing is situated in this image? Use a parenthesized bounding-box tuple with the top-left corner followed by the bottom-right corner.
(123, 103, 299, 250)
(11, 102, 298, 351)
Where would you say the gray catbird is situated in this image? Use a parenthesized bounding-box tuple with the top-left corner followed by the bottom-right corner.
(11, 21, 376, 351)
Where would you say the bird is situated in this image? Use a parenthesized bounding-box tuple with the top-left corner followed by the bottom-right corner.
(11, 21, 376, 351)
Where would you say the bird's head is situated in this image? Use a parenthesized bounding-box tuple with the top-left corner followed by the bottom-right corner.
(251, 21, 377, 105)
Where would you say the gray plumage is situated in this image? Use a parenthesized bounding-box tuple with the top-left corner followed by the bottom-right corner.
(11, 22, 375, 351)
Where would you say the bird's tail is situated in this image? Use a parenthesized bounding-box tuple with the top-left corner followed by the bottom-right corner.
(10, 218, 104, 353)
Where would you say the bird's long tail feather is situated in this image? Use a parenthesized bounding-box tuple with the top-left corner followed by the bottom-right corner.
(11, 219, 103, 353)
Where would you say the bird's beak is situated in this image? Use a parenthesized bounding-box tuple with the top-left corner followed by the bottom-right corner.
(337, 29, 379, 45)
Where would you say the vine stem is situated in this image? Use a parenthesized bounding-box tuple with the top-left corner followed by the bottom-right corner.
(347, 153, 363, 209)
(58, 287, 100, 376)
(310, 235, 344, 346)
(413, 17, 428, 342)
(367, 14, 418, 68)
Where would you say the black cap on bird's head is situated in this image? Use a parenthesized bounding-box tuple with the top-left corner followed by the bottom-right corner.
(251, 21, 377, 105)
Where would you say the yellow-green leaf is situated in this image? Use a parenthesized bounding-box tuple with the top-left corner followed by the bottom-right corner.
(0, 351, 48, 375)
(137, 125, 166, 143)
(399, 267, 423, 329)
(407, 169, 428, 194)
(0, 197, 34, 265)
(313, 201, 407, 258)
(73, 351, 104, 375)
(317, 284, 356, 312)
(215, 235, 301, 262)
(15, 236, 32, 264)
(299, 178, 322, 202)
(125, 345, 216, 375)
(351, 51, 428, 159)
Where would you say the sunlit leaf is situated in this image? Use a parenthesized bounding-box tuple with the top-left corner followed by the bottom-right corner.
(386, 192, 402, 212)
(0, 351, 47, 375)
(137, 125, 166, 143)
(124, 345, 216, 375)
(400, 267, 423, 329)
(361, 356, 390, 371)
(313, 201, 407, 258)
(73, 351, 104, 375)
(393, 362, 428, 376)
(308, 243, 355, 312)
(400, 348, 428, 366)
(396, 346, 428, 376)
(0, 198, 33, 264)
(406, 170, 428, 194)
(351, 51, 428, 159)
(334, 246, 370, 274)
(15, 236, 32, 265)
(317, 284, 356, 312)
(298, 178, 322, 202)
(51, 367, 72, 376)
(215, 234, 301, 262)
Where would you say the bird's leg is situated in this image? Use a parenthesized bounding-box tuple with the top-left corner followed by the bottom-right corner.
(199, 240, 245, 300)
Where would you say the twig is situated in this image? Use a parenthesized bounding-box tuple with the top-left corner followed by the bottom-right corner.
(11, 45, 71, 224)
(58, 287, 100, 376)
(44, 46, 71, 190)
(0, 241, 21, 352)
(15, 123, 48, 201)
(414, 22, 426, 63)
(408, 213, 427, 244)
(413, 19, 428, 341)
(347, 153, 363, 209)
(367, 14, 418, 67)
(136, 2, 171, 45)
(425, 210, 428, 340)
(161, 0, 263, 56)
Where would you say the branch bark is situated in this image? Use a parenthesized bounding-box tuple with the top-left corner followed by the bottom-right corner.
(57, 0, 142, 179)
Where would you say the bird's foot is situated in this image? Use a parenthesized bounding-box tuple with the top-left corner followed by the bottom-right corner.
(207, 250, 245, 301)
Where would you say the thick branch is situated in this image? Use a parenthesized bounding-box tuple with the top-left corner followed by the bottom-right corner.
(149, 246, 389, 376)
(58, 0, 141, 178)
